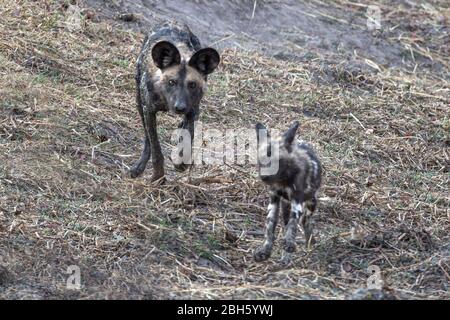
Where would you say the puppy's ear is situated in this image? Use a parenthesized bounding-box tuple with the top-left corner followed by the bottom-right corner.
(189, 48, 220, 75)
(283, 121, 299, 146)
(152, 41, 181, 69)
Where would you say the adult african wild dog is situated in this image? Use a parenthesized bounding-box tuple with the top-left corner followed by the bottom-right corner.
(254, 121, 322, 263)
(130, 22, 220, 181)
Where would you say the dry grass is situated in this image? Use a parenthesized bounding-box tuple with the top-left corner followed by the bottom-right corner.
(0, 0, 448, 299)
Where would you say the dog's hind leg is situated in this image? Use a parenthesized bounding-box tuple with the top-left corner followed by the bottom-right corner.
(147, 112, 165, 182)
(301, 196, 317, 247)
(130, 76, 152, 178)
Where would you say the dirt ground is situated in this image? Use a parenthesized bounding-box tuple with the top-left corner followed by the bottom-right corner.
(0, 0, 449, 299)
(86, 0, 447, 71)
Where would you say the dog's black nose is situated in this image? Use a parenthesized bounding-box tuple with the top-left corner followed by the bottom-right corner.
(174, 101, 187, 113)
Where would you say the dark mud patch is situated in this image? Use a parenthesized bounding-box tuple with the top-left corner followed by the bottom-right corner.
(83, 0, 446, 75)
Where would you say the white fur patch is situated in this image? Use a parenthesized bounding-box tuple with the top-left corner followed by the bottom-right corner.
(292, 202, 303, 219)
(312, 160, 318, 179)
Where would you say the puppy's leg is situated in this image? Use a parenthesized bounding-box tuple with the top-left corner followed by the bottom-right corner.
(283, 199, 303, 253)
(254, 193, 280, 262)
(281, 199, 291, 226)
(301, 196, 317, 247)
(279, 199, 293, 265)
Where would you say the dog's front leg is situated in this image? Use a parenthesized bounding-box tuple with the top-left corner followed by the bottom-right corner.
(174, 112, 196, 172)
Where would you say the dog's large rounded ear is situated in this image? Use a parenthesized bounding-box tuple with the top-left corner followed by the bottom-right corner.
(188, 48, 220, 75)
(152, 41, 181, 69)
(283, 121, 300, 145)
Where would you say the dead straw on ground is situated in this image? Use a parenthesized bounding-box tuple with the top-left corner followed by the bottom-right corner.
(0, 0, 448, 299)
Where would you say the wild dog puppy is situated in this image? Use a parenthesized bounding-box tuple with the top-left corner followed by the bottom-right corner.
(130, 22, 220, 181)
(254, 121, 322, 262)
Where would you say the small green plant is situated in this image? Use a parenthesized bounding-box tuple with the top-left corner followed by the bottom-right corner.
(206, 234, 222, 250)
(112, 59, 130, 69)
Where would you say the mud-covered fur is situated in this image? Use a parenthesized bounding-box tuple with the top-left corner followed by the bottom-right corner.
(130, 22, 220, 181)
(254, 121, 322, 263)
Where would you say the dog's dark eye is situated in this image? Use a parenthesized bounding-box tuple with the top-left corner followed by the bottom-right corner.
(188, 81, 197, 89)
(168, 79, 177, 86)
